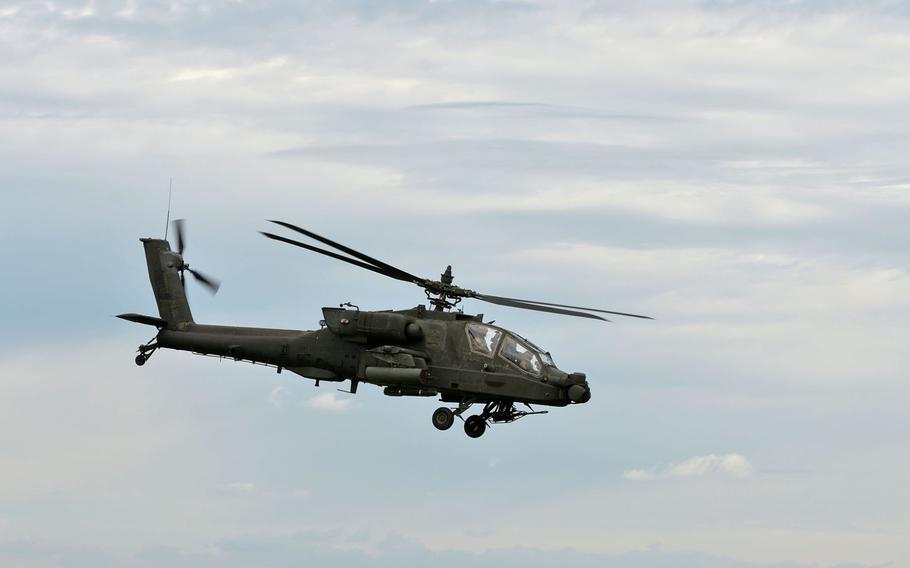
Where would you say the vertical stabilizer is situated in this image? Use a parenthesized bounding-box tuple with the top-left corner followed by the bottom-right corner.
(142, 238, 193, 327)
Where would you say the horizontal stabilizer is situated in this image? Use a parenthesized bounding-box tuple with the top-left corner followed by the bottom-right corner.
(116, 313, 168, 328)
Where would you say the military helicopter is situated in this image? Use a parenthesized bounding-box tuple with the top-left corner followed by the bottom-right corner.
(118, 220, 651, 438)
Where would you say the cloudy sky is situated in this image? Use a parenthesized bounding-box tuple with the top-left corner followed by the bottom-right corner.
(1, 1, 908, 566)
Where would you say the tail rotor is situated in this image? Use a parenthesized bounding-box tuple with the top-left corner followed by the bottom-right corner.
(171, 219, 221, 294)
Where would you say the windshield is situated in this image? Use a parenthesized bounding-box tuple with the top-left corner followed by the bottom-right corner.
(539, 351, 554, 367)
(498, 334, 542, 376)
(523, 337, 554, 367)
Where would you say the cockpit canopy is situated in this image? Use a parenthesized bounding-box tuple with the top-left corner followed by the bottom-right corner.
(465, 322, 555, 376)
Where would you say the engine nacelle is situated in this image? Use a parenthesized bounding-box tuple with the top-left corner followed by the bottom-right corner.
(322, 308, 423, 343)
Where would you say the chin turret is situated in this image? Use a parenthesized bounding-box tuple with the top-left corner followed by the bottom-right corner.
(566, 372, 591, 403)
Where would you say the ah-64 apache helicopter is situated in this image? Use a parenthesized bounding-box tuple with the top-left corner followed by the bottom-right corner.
(118, 220, 651, 438)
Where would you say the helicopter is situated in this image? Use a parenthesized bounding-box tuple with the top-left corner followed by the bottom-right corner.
(118, 220, 651, 438)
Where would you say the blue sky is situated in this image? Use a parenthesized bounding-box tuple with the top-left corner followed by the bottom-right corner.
(0, 1, 908, 567)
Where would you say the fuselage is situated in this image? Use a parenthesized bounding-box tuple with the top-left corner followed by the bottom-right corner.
(154, 306, 591, 407)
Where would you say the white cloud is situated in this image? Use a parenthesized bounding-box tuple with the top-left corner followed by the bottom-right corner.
(306, 392, 354, 411)
(0, 342, 193, 500)
(268, 386, 286, 409)
(116, 0, 136, 19)
(168, 57, 288, 83)
(624, 453, 754, 481)
(375, 180, 833, 224)
(515, 242, 905, 316)
(221, 482, 257, 494)
(169, 66, 237, 82)
(62, 2, 94, 20)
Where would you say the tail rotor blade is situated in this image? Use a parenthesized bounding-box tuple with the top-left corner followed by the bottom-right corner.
(188, 268, 220, 294)
(173, 219, 186, 255)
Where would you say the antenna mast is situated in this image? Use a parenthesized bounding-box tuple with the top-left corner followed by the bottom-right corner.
(164, 177, 173, 239)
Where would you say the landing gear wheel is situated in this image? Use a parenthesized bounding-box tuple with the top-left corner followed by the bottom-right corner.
(464, 415, 487, 438)
(135, 354, 147, 366)
(432, 407, 455, 431)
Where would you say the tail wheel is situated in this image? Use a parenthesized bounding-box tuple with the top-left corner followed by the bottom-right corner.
(135, 354, 147, 366)
(432, 407, 455, 431)
(464, 415, 487, 438)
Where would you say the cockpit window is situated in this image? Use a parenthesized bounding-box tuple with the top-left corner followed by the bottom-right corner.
(498, 334, 542, 376)
(465, 323, 502, 357)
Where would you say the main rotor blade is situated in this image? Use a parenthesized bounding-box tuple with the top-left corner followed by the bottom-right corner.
(478, 294, 653, 320)
(260, 232, 414, 282)
(269, 220, 426, 284)
(187, 268, 221, 294)
(173, 219, 186, 256)
(475, 294, 609, 321)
